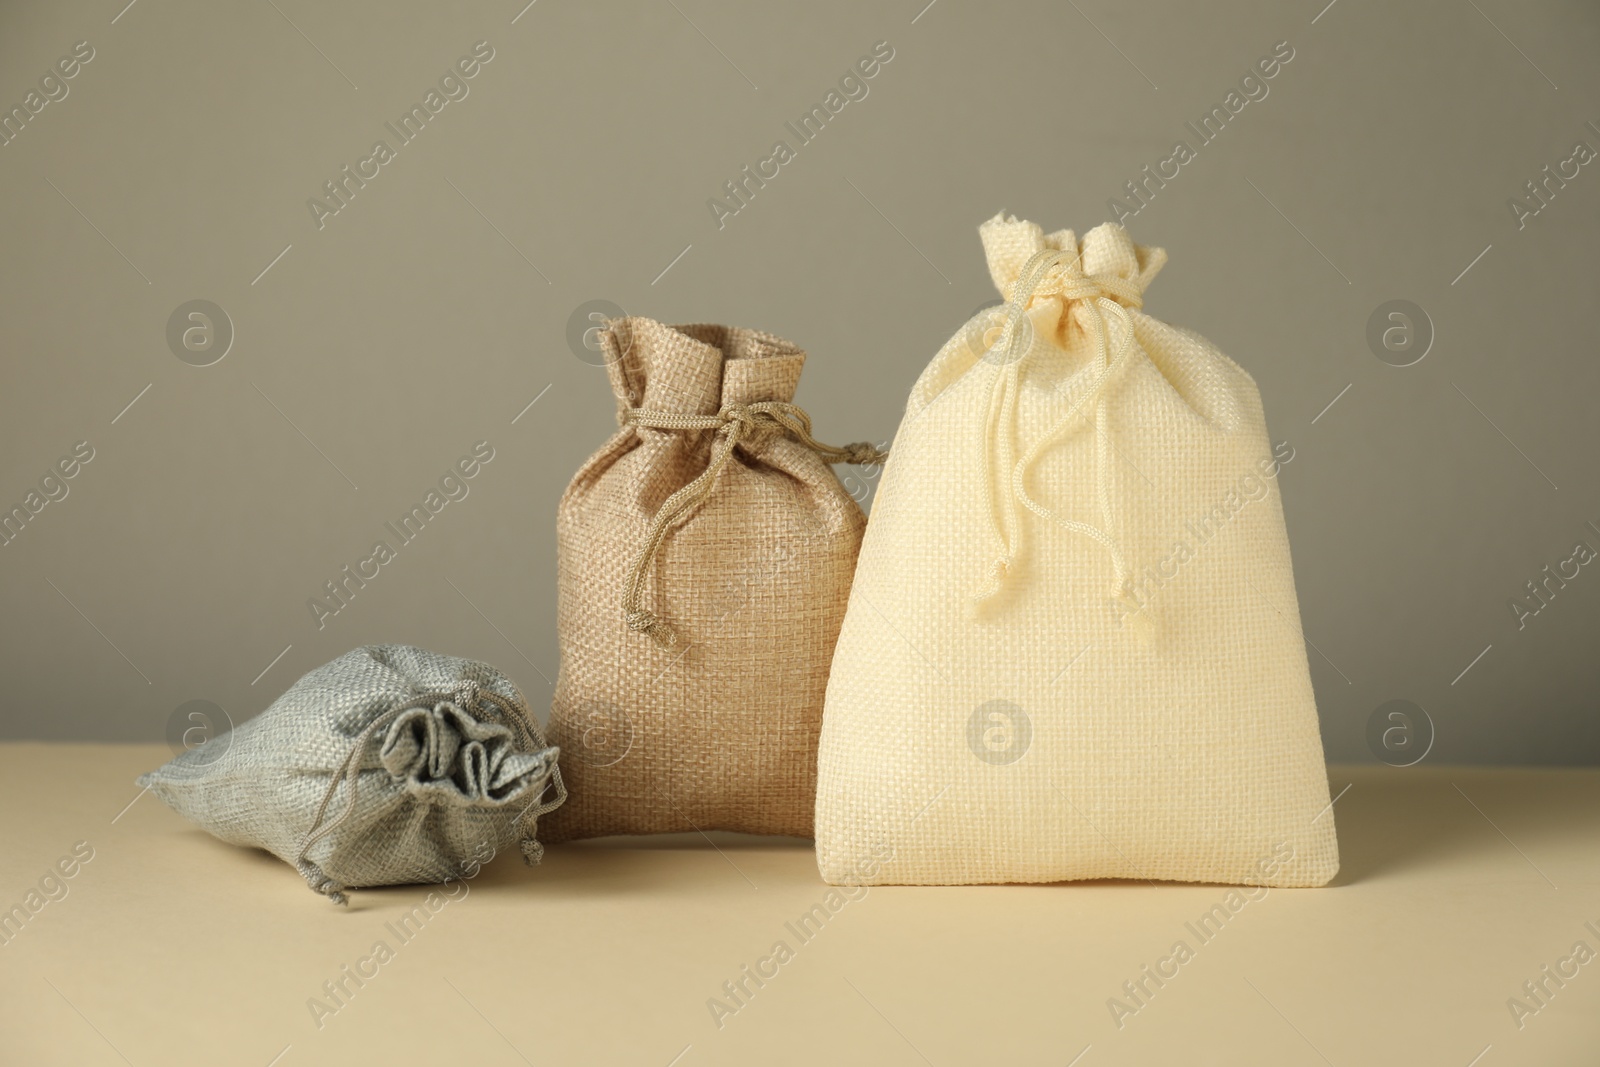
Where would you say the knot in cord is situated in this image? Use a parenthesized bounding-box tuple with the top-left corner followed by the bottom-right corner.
(839, 441, 886, 466)
(625, 608, 676, 648)
(295, 859, 349, 905)
(620, 400, 888, 648)
(718, 402, 761, 435)
(970, 555, 1014, 605)
(1003, 263, 1145, 311)
(972, 248, 1148, 629)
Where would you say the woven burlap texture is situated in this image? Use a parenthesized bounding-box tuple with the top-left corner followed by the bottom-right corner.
(815, 214, 1339, 887)
(139, 645, 563, 901)
(544, 318, 869, 840)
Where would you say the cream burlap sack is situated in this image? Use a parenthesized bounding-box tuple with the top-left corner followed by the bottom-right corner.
(815, 214, 1339, 887)
(543, 318, 882, 841)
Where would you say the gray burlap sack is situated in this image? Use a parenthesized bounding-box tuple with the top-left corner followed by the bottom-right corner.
(139, 645, 565, 903)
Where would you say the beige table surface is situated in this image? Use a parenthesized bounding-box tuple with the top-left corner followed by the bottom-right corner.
(1, 745, 1596, 1067)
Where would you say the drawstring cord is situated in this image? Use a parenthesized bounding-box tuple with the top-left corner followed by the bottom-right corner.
(620, 401, 888, 649)
(294, 685, 566, 905)
(971, 247, 1151, 631)
(294, 705, 406, 905)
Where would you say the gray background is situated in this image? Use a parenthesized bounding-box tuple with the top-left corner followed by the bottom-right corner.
(0, 0, 1594, 763)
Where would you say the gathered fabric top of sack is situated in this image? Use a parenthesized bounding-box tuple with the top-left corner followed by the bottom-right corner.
(815, 214, 1340, 889)
(140, 645, 565, 904)
(600, 317, 885, 649)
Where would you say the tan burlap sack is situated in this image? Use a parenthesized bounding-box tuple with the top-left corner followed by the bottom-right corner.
(815, 214, 1339, 887)
(543, 318, 883, 841)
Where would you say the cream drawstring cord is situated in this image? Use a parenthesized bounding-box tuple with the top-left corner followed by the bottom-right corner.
(620, 400, 888, 649)
(294, 686, 567, 905)
(971, 247, 1151, 632)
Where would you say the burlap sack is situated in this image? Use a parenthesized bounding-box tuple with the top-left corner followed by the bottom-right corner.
(544, 318, 881, 840)
(815, 214, 1339, 887)
(139, 645, 564, 903)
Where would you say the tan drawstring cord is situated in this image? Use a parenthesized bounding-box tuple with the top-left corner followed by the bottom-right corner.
(294, 685, 566, 905)
(971, 248, 1152, 633)
(620, 400, 888, 649)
